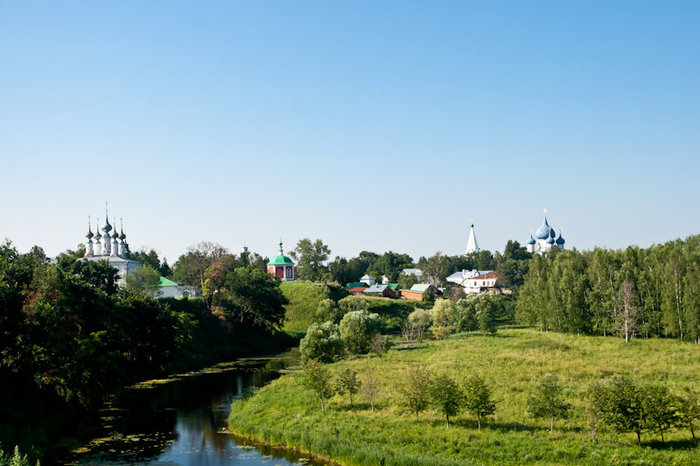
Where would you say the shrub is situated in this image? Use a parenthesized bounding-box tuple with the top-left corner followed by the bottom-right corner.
(299, 321, 344, 363)
(339, 310, 382, 354)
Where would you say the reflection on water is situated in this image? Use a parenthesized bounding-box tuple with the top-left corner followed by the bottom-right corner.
(67, 350, 317, 466)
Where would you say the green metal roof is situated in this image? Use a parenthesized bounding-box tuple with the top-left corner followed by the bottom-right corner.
(268, 255, 294, 266)
(159, 276, 179, 287)
(388, 283, 400, 291)
(345, 282, 368, 289)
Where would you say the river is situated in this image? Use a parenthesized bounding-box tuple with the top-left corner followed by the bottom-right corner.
(64, 349, 322, 466)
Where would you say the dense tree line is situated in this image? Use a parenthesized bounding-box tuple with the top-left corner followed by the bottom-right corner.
(291, 237, 532, 294)
(0, 239, 291, 460)
(516, 236, 700, 342)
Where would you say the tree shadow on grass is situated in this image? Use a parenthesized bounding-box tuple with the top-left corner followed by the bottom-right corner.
(642, 438, 698, 450)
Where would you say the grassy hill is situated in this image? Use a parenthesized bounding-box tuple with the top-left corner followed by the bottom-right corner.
(229, 329, 700, 465)
(280, 281, 348, 334)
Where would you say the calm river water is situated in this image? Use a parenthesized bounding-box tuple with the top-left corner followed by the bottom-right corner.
(64, 349, 320, 466)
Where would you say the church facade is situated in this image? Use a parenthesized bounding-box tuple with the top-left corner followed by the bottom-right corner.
(83, 213, 141, 284)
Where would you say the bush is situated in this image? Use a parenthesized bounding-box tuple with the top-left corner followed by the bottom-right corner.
(299, 321, 344, 363)
(339, 310, 382, 354)
(431, 299, 456, 340)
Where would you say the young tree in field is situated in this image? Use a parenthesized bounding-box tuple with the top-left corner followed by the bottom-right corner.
(463, 375, 496, 431)
(408, 308, 432, 343)
(362, 368, 381, 412)
(431, 299, 456, 340)
(598, 375, 646, 446)
(675, 391, 700, 445)
(476, 295, 498, 334)
(301, 359, 335, 412)
(642, 384, 678, 442)
(527, 374, 570, 433)
(586, 380, 609, 442)
(398, 365, 432, 421)
(336, 367, 361, 408)
(430, 374, 463, 428)
(370, 333, 391, 355)
(299, 321, 344, 363)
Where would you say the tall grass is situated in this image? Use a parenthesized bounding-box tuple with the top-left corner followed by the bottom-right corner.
(229, 329, 699, 465)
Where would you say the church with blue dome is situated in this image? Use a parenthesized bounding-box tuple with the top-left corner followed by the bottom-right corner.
(526, 210, 565, 255)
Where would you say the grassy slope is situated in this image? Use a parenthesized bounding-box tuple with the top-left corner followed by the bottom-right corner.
(229, 329, 700, 465)
(281, 281, 328, 334)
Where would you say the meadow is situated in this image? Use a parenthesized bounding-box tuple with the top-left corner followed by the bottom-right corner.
(229, 329, 700, 465)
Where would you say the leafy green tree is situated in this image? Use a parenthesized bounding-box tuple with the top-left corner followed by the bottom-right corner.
(315, 298, 343, 324)
(597, 375, 646, 446)
(398, 365, 432, 421)
(125, 265, 162, 297)
(129, 248, 162, 272)
(339, 309, 382, 354)
(290, 238, 331, 282)
(431, 299, 456, 340)
(420, 252, 452, 285)
(172, 241, 229, 288)
(336, 367, 361, 407)
(463, 375, 496, 431)
(397, 272, 418, 291)
(407, 308, 432, 343)
(476, 295, 498, 334)
(299, 321, 344, 363)
(527, 374, 570, 433)
(430, 373, 463, 428)
(675, 390, 700, 445)
(338, 295, 369, 315)
(222, 267, 288, 330)
(642, 384, 677, 442)
(455, 297, 478, 331)
(370, 251, 414, 282)
(301, 359, 335, 411)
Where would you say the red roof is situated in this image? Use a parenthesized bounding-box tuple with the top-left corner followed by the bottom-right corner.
(474, 272, 499, 280)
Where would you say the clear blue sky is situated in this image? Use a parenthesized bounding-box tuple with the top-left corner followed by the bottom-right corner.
(1, 1, 699, 263)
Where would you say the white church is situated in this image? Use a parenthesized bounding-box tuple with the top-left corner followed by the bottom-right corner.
(526, 210, 565, 255)
(83, 213, 142, 282)
(82, 209, 189, 298)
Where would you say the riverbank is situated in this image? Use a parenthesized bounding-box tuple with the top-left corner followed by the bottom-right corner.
(228, 329, 700, 465)
(62, 350, 312, 465)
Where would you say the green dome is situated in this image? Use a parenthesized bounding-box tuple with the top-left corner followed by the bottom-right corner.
(268, 254, 294, 266)
(268, 241, 294, 266)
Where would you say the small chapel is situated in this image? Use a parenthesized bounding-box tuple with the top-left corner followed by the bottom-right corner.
(267, 242, 296, 281)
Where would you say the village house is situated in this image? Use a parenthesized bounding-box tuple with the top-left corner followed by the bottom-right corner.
(400, 283, 437, 301)
(446, 269, 501, 294)
(364, 284, 397, 298)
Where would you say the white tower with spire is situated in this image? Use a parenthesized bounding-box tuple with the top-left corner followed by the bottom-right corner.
(465, 222, 480, 255)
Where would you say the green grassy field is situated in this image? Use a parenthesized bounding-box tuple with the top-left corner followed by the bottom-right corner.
(280, 281, 330, 334)
(229, 329, 700, 465)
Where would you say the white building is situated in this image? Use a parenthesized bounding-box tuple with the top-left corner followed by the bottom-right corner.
(446, 269, 500, 294)
(360, 274, 376, 286)
(465, 223, 480, 254)
(84, 214, 141, 285)
(526, 210, 565, 255)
